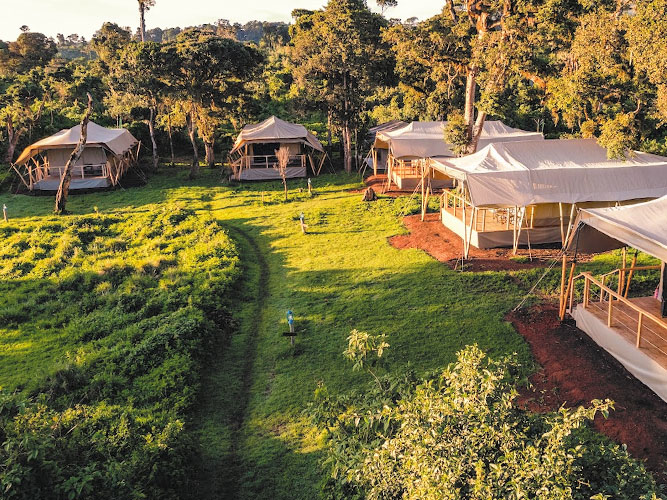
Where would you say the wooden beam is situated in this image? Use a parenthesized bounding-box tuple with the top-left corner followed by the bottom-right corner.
(563, 203, 577, 248)
(560, 261, 576, 320)
(559, 253, 567, 314)
(624, 253, 638, 298)
(559, 202, 565, 247)
(10, 163, 30, 189)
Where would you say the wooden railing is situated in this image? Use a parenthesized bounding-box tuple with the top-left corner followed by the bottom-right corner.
(569, 268, 665, 349)
(441, 191, 536, 233)
(232, 154, 306, 169)
(388, 156, 421, 177)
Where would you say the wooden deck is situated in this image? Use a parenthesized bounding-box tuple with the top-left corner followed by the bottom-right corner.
(585, 297, 667, 369)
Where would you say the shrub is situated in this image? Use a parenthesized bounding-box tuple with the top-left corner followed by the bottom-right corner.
(314, 345, 664, 500)
(0, 207, 241, 499)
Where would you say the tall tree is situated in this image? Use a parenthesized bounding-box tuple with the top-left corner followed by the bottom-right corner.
(107, 41, 164, 171)
(0, 32, 56, 75)
(0, 70, 45, 162)
(137, 0, 156, 42)
(290, 1, 393, 173)
(162, 29, 262, 177)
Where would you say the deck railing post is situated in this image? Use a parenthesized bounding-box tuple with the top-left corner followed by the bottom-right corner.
(583, 277, 590, 309)
(636, 312, 643, 348)
(607, 295, 613, 327)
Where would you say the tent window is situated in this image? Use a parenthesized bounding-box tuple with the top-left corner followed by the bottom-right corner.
(253, 143, 282, 156)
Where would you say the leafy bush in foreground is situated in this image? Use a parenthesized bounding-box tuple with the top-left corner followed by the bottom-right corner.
(0, 206, 240, 499)
(313, 344, 664, 500)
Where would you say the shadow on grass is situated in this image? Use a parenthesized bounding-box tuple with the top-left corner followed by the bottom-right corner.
(196, 214, 537, 500)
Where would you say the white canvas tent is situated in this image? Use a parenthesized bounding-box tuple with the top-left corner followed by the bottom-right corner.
(13, 122, 139, 191)
(374, 120, 544, 160)
(372, 120, 544, 190)
(562, 197, 667, 402)
(568, 197, 667, 260)
(229, 116, 325, 181)
(430, 139, 667, 254)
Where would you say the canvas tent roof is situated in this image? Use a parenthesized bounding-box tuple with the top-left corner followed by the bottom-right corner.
(567, 196, 667, 261)
(374, 120, 544, 159)
(230, 116, 324, 154)
(16, 122, 138, 165)
(430, 139, 667, 208)
(368, 120, 408, 136)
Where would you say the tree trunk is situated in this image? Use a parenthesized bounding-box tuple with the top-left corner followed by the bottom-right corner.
(167, 113, 175, 166)
(148, 105, 159, 172)
(204, 141, 215, 168)
(139, 2, 146, 42)
(187, 108, 199, 179)
(55, 94, 93, 214)
(327, 110, 333, 153)
(342, 121, 352, 173)
(468, 110, 487, 154)
(5, 116, 22, 164)
(464, 66, 478, 142)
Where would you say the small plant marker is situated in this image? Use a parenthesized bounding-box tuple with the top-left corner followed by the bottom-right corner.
(299, 212, 308, 234)
(286, 310, 295, 346)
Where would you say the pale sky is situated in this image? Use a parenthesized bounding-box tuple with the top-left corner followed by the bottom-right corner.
(1, 0, 444, 41)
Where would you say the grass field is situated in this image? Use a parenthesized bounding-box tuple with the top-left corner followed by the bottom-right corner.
(0, 166, 661, 499)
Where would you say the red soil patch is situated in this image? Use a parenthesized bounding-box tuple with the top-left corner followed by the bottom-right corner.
(354, 174, 405, 198)
(389, 211, 667, 478)
(389, 214, 563, 271)
(509, 305, 667, 480)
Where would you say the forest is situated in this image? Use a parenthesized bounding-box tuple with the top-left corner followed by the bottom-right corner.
(2, 0, 667, 179)
(1, 1, 667, 499)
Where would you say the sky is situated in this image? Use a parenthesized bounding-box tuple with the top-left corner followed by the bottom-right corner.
(0, 0, 444, 41)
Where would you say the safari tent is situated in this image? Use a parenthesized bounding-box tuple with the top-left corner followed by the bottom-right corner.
(13, 122, 140, 192)
(371, 120, 544, 190)
(561, 197, 667, 402)
(229, 116, 325, 181)
(365, 120, 408, 173)
(429, 139, 667, 256)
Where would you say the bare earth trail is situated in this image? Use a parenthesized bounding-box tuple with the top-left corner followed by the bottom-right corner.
(194, 223, 270, 499)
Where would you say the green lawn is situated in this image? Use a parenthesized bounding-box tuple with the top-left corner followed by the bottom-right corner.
(0, 166, 657, 499)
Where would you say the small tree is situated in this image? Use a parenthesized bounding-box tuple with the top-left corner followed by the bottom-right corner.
(274, 146, 290, 201)
(343, 329, 390, 390)
(54, 94, 93, 214)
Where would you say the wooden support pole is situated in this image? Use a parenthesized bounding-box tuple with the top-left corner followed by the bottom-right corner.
(560, 261, 576, 320)
(559, 202, 565, 247)
(620, 247, 627, 298)
(559, 254, 567, 314)
(563, 203, 576, 248)
(636, 312, 643, 348)
(462, 195, 468, 258)
(624, 253, 638, 298)
(420, 163, 426, 221)
(607, 294, 613, 327)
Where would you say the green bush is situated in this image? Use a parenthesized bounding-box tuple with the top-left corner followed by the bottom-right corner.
(0, 206, 240, 499)
(313, 345, 665, 500)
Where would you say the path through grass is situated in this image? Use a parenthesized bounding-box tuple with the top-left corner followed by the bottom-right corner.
(197, 175, 534, 499)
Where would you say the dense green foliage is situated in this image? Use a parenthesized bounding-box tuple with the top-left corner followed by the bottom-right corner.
(0, 202, 240, 498)
(314, 345, 663, 499)
(0, 169, 663, 498)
